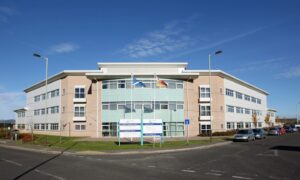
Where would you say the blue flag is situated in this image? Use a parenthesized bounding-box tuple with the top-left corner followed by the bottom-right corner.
(132, 77, 146, 87)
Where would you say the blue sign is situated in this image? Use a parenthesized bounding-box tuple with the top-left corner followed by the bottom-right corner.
(184, 119, 190, 125)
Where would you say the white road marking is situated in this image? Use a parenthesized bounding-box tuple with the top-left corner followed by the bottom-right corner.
(205, 172, 222, 176)
(147, 165, 156, 168)
(182, 169, 196, 173)
(210, 169, 225, 173)
(35, 169, 65, 180)
(2, 159, 22, 166)
(232, 175, 253, 180)
(273, 150, 278, 157)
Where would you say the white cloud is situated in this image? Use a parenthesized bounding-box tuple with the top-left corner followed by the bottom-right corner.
(121, 17, 196, 58)
(0, 6, 18, 23)
(279, 66, 300, 79)
(48, 42, 79, 54)
(0, 92, 25, 119)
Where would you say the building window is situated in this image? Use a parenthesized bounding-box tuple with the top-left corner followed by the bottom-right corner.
(34, 109, 40, 116)
(75, 87, 85, 98)
(227, 105, 234, 113)
(41, 93, 46, 100)
(34, 95, 40, 102)
(227, 122, 234, 129)
(118, 80, 126, 88)
(17, 111, 25, 118)
(176, 104, 184, 109)
(176, 83, 183, 89)
(245, 108, 250, 114)
(244, 94, 250, 101)
(163, 122, 184, 137)
(200, 124, 211, 135)
(235, 91, 243, 99)
(200, 105, 211, 116)
(102, 122, 117, 136)
(257, 98, 261, 104)
(161, 104, 168, 109)
(245, 122, 251, 128)
(237, 122, 244, 129)
(34, 124, 40, 130)
(75, 124, 86, 131)
(50, 106, 59, 114)
(50, 123, 59, 130)
(225, 89, 234, 97)
(251, 96, 256, 103)
(236, 107, 243, 114)
(41, 108, 46, 115)
(258, 122, 262, 127)
(200, 87, 210, 98)
(74, 106, 85, 117)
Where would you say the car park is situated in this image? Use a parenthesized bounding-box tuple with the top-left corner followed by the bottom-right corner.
(233, 129, 255, 142)
(252, 128, 266, 139)
(284, 126, 293, 133)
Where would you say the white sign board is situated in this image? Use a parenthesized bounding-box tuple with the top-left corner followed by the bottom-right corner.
(143, 119, 163, 137)
(119, 119, 141, 138)
(119, 119, 163, 138)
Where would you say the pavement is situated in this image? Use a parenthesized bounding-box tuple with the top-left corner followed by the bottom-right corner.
(0, 133, 300, 180)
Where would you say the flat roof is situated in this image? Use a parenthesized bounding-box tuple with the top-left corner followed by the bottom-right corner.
(183, 70, 269, 95)
(98, 62, 188, 69)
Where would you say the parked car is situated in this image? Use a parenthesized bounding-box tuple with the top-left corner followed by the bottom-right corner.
(233, 129, 255, 142)
(268, 127, 280, 136)
(284, 126, 293, 133)
(252, 128, 266, 139)
(292, 127, 299, 132)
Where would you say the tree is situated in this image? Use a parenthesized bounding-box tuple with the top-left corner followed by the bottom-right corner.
(275, 116, 281, 124)
(252, 112, 258, 128)
(264, 114, 271, 127)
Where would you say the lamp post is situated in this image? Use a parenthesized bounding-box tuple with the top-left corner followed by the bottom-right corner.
(33, 53, 49, 144)
(298, 102, 300, 124)
(208, 50, 222, 143)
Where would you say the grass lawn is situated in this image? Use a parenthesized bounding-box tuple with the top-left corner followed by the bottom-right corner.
(18, 135, 229, 152)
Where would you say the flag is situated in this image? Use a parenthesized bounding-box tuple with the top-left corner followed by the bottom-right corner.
(132, 77, 146, 87)
(156, 79, 168, 88)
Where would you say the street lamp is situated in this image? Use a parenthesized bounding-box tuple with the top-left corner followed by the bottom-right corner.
(208, 50, 222, 143)
(33, 53, 49, 144)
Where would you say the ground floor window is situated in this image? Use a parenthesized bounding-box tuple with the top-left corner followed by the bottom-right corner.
(102, 122, 117, 136)
(17, 124, 25, 129)
(227, 122, 234, 129)
(163, 122, 184, 137)
(237, 122, 244, 129)
(75, 124, 86, 131)
(257, 122, 262, 128)
(200, 124, 211, 135)
(34, 124, 39, 130)
(245, 122, 251, 128)
(50, 123, 59, 130)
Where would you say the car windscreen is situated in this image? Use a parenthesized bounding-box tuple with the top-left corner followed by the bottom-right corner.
(237, 130, 249, 134)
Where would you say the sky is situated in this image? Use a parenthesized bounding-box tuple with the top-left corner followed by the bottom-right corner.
(0, 0, 300, 119)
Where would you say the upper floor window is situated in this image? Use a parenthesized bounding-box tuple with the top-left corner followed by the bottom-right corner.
(200, 87, 210, 98)
(75, 87, 85, 98)
(245, 108, 251, 114)
(235, 92, 243, 99)
(227, 105, 234, 113)
(236, 107, 243, 114)
(74, 106, 85, 117)
(226, 89, 234, 97)
(17, 111, 25, 118)
(244, 94, 250, 101)
(200, 105, 211, 116)
(251, 96, 256, 103)
(34, 95, 40, 102)
(257, 98, 261, 104)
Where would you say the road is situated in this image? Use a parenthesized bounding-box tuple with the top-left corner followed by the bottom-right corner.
(0, 133, 300, 180)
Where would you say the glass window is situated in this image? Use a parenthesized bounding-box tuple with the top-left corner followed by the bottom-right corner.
(251, 96, 256, 103)
(235, 91, 243, 99)
(34, 95, 40, 102)
(257, 98, 261, 104)
(244, 94, 250, 101)
(168, 82, 176, 89)
(75, 124, 86, 131)
(110, 82, 117, 89)
(245, 108, 250, 114)
(50, 123, 59, 130)
(200, 105, 211, 116)
(102, 104, 109, 110)
(176, 104, 184, 110)
(200, 87, 210, 98)
(236, 107, 243, 114)
(226, 89, 234, 97)
(227, 122, 234, 129)
(161, 104, 168, 109)
(237, 122, 244, 129)
(41, 93, 46, 100)
(176, 83, 183, 89)
(169, 104, 176, 111)
(74, 106, 85, 117)
(75, 87, 85, 98)
(227, 105, 234, 113)
(102, 82, 108, 89)
(245, 122, 251, 128)
(118, 80, 125, 88)
(110, 103, 117, 110)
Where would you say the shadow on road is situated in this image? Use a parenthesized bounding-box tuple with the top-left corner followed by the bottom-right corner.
(13, 142, 78, 180)
(271, 145, 300, 152)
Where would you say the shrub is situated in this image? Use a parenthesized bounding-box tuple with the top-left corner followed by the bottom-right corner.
(19, 133, 36, 143)
(212, 130, 237, 136)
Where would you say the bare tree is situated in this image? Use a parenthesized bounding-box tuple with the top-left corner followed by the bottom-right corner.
(264, 113, 271, 128)
(252, 112, 258, 128)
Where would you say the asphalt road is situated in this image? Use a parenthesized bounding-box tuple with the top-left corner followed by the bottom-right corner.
(1, 133, 300, 180)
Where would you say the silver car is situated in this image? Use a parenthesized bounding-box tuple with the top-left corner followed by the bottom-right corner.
(233, 129, 255, 142)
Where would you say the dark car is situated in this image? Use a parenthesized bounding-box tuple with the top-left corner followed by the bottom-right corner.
(252, 128, 266, 139)
(233, 129, 255, 142)
(284, 126, 293, 133)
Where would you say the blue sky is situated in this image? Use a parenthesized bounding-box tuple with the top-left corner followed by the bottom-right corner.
(0, 0, 300, 119)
